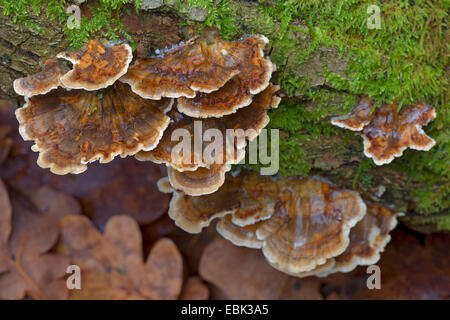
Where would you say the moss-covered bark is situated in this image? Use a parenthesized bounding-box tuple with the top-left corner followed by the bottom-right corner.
(0, 0, 448, 233)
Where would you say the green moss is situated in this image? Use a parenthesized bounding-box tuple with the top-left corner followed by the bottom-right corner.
(244, 90, 355, 177)
(285, 2, 448, 210)
(205, 0, 449, 214)
(0, 0, 68, 31)
(352, 159, 376, 189)
(267, 96, 339, 176)
(0, 0, 142, 49)
(182, 0, 236, 38)
(1, 0, 448, 215)
(405, 213, 450, 232)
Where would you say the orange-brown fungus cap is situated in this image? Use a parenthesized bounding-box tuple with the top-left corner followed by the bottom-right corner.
(57, 39, 132, 90)
(169, 170, 366, 274)
(120, 30, 273, 100)
(165, 169, 404, 278)
(16, 82, 172, 175)
(136, 108, 243, 172)
(177, 75, 253, 118)
(167, 164, 231, 196)
(136, 85, 279, 174)
(216, 216, 264, 249)
(215, 196, 402, 278)
(163, 170, 277, 233)
(330, 96, 374, 131)
(13, 59, 70, 97)
(361, 102, 436, 165)
(258, 177, 366, 274)
(164, 174, 242, 233)
(332, 98, 436, 165)
(165, 170, 366, 276)
(312, 202, 403, 277)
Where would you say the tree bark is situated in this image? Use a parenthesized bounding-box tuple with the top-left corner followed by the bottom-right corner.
(0, 1, 445, 233)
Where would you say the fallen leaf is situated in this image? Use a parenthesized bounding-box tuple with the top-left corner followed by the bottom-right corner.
(0, 185, 74, 300)
(0, 180, 12, 274)
(0, 125, 13, 165)
(16, 158, 169, 229)
(199, 237, 322, 300)
(60, 215, 183, 299)
(28, 186, 82, 221)
(180, 276, 209, 300)
(141, 214, 178, 257)
(350, 230, 450, 299)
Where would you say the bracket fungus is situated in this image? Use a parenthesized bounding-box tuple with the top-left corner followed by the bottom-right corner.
(137, 84, 280, 195)
(13, 39, 178, 174)
(120, 30, 273, 104)
(309, 202, 403, 277)
(250, 177, 366, 275)
(162, 169, 403, 278)
(331, 97, 436, 165)
(163, 171, 279, 233)
(135, 108, 242, 172)
(167, 164, 231, 197)
(330, 96, 374, 131)
(13, 32, 276, 184)
(15, 82, 172, 174)
(57, 39, 133, 91)
(216, 216, 263, 249)
(176, 75, 254, 118)
(162, 170, 374, 275)
(13, 59, 70, 97)
(165, 177, 240, 233)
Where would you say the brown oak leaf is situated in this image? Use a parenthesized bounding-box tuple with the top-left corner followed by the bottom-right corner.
(0, 125, 13, 166)
(180, 276, 209, 300)
(60, 215, 183, 300)
(0, 182, 79, 299)
(0, 180, 12, 274)
(199, 237, 322, 300)
(315, 229, 450, 300)
(350, 230, 450, 299)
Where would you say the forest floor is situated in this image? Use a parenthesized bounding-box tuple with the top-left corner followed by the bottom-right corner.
(1, 99, 449, 299)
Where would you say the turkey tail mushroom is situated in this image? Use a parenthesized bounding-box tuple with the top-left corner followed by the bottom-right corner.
(12, 32, 279, 193)
(120, 30, 273, 104)
(13, 59, 70, 97)
(57, 39, 133, 91)
(15, 82, 172, 174)
(167, 165, 231, 196)
(330, 95, 374, 131)
(331, 97, 436, 165)
(138, 85, 280, 195)
(311, 202, 403, 277)
(176, 75, 254, 118)
(161, 169, 404, 278)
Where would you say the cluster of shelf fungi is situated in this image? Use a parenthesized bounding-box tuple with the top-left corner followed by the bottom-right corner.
(13, 30, 436, 278)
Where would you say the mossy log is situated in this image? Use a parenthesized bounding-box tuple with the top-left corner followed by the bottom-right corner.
(0, 0, 448, 233)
